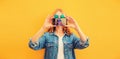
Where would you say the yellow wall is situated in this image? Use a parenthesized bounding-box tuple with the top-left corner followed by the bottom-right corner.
(0, 0, 120, 59)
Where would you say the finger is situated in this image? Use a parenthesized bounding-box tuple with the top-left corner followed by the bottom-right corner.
(50, 25, 56, 27)
(45, 15, 51, 22)
(49, 14, 54, 18)
(64, 25, 71, 27)
(52, 25, 56, 27)
(69, 16, 74, 20)
(46, 15, 53, 23)
(66, 16, 70, 20)
(68, 16, 77, 23)
(66, 16, 71, 23)
(66, 16, 74, 21)
(49, 16, 54, 23)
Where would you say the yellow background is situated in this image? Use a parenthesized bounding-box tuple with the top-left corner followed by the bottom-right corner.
(0, 0, 120, 59)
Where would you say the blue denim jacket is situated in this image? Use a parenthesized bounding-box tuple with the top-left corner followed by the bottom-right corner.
(29, 32, 89, 59)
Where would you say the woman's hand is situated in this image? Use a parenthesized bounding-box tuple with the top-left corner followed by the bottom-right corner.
(65, 16, 79, 30)
(31, 15, 56, 42)
(42, 15, 56, 29)
(66, 16, 87, 42)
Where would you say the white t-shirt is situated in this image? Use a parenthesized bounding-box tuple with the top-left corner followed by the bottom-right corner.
(57, 35, 64, 59)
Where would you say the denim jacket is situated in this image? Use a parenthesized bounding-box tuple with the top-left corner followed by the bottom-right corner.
(29, 32, 89, 59)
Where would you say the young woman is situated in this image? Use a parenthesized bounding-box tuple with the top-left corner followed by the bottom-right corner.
(29, 9, 89, 59)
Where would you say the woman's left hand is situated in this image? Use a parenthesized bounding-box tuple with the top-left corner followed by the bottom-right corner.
(66, 16, 87, 42)
(65, 16, 79, 29)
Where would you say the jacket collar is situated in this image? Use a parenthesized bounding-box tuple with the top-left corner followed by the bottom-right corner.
(49, 32, 68, 36)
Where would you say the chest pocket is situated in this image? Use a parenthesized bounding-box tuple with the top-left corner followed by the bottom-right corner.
(64, 42, 73, 49)
(45, 42, 56, 48)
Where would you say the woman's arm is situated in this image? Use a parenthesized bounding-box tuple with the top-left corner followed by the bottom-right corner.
(31, 27, 45, 42)
(31, 15, 55, 42)
(66, 16, 87, 42)
(74, 24, 87, 42)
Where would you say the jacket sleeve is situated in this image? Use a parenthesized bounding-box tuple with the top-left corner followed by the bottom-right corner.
(73, 34, 89, 49)
(28, 33, 46, 50)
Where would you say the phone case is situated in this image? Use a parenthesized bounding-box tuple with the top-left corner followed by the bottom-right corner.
(61, 18, 67, 25)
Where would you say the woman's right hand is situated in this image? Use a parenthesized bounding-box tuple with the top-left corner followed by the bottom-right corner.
(42, 15, 56, 29)
(31, 15, 56, 42)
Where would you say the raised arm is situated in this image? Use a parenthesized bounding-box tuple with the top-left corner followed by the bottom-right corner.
(31, 15, 55, 42)
(65, 16, 89, 49)
(29, 15, 56, 50)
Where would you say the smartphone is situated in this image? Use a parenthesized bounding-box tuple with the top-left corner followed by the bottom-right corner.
(52, 18, 67, 26)
(61, 18, 67, 25)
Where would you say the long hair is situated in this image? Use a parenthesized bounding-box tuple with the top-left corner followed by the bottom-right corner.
(47, 9, 72, 35)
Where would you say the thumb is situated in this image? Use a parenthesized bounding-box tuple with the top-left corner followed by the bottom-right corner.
(64, 25, 71, 27)
(50, 25, 56, 27)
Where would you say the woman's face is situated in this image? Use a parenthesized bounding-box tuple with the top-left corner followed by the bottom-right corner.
(54, 11, 67, 26)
